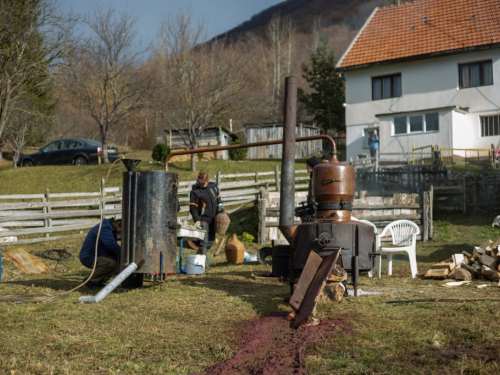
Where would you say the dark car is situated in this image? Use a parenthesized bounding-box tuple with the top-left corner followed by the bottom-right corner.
(17, 138, 120, 167)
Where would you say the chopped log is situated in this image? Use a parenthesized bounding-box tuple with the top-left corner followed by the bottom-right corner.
(432, 262, 455, 271)
(462, 251, 472, 258)
(455, 268, 472, 281)
(491, 236, 500, 250)
(424, 268, 449, 278)
(479, 254, 497, 268)
(471, 261, 482, 272)
(473, 246, 485, 257)
(481, 265, 500, 279)
(447, 268, 457, 279)
(479, 240, 490, 250)
(452, 254, 464, 267)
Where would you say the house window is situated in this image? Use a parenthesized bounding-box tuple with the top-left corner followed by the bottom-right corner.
(393, 112, 439, 135)
(372, 74, 401, 100)
(459, 60, 493, 88)
(481, 115, 500, 137)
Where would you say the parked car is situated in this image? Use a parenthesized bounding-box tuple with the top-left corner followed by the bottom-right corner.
(17, 138, 120, 167)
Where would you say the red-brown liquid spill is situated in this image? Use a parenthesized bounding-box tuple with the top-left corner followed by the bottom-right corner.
(199, 312, 353, 375)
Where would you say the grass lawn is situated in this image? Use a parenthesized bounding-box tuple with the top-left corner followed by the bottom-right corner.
(1, 157, 500, 374)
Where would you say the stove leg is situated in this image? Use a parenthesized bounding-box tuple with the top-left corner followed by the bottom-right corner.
(289, 247, 295, 297)
(352, 255, 359, 297)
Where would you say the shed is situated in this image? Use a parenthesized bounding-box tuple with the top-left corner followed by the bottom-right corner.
(162, 127, 238, 160)
(245, 123, 322, 159)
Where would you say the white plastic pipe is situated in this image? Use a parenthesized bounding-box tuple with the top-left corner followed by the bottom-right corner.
(79, 262, 138, 303)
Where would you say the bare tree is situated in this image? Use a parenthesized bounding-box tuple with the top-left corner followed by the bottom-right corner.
(155, 11, 248, 171)
(3, 96, 50, 168)
(62, 6, 151, 163)
(0, 0, 73, 161)
(265, 13, 296, 112)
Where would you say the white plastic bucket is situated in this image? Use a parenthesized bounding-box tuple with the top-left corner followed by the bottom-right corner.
(185, 255, 206, 275)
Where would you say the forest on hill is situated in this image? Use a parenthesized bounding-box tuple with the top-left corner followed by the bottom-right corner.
(0, 0, 404, 166)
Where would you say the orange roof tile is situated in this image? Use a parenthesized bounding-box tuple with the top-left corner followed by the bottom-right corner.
(337, 0, 500, 70)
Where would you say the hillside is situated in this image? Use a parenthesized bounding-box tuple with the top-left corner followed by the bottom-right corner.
(215, 0, 398, 46)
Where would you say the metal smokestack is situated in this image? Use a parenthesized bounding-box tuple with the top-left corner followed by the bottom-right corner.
(280, 77, 297, 227)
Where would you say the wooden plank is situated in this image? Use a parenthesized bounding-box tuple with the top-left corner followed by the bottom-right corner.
(259, 199, 266, 245)
(0, 208, 121, 222)
(424, 268, 449, 278)
(0, 197, 122, 210)
(0, 233, 87, 246)
(0, 194, 45, 199)
(0, 222, 99, 236)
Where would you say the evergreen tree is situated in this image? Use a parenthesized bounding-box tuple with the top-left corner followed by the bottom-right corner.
(298, 45, 345, 133)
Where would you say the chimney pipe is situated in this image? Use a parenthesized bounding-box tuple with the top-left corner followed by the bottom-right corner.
(280, 77, 298, 226)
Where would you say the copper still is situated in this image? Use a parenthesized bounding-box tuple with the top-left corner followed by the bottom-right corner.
(312, 155, 355, 223)
(275, 78, 375, 296)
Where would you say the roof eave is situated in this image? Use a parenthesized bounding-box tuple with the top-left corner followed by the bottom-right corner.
(336, 7, 379, 70)
(375, 105, 469, 118)
(337, 43, 500, 72)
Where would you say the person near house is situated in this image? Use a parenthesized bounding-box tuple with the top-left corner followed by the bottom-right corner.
(79, 218, 121, 289)
(189, 171, 223, 256)
(369, 130, 379, 158)
(321, 153, 332, 163)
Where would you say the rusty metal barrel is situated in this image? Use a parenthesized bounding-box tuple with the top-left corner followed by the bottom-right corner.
(120, 170, 179, 275)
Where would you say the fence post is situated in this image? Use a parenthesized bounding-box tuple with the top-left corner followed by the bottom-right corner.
(101, 179, 106, 211)
(429, 185, 434, 239)
(44, 188, 51, 238)
(463, 177, 466, 213)
(423, 190, 429, 241)
(274, 165, 280, 192)
(258, 192, 267, 245)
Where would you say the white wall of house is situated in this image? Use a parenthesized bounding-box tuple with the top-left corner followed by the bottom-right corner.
(344, 48, 500, 161)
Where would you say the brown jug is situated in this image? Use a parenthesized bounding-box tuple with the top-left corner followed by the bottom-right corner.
(214, 209, 230, 235)
(225, 234, 245, 264)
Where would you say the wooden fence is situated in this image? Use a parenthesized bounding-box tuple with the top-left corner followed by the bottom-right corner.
(257, 189, 433, 245)
(0, 168, 311, 246)
(6, 162, 496, 247)
(432, 172, 500, 212)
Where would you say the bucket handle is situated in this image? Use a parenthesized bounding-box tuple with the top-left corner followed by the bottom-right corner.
(185, 259, 204, 268)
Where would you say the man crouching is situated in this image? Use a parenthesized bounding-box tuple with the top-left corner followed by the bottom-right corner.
(79, 218, 121, 289)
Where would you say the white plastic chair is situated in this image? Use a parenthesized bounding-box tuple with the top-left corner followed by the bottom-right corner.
(377, 220, 420, 278)
(351, 217, 379, 278)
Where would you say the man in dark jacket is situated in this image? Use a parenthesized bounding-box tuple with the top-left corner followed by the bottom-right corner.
(189, 171, 223, 255)
(79, 218, 121, 289)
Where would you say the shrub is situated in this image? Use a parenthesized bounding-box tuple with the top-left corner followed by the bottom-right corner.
(151, 143, 170, 163)
(241, 232, 255, 244)
(228, 140, 247, 161)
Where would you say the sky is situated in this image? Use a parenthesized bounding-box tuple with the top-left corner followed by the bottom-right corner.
(57, 0, 284, 44)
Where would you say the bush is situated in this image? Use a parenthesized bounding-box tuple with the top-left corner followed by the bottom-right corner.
(151, 143, 170, 163)
(228, 140, 248, 161)
(241, 232, 255, 244)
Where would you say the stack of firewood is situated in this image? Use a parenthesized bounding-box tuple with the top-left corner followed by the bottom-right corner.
(425, 237, 500, 281)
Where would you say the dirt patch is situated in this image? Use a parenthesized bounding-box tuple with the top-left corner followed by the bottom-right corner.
(199, 312, 353, 375)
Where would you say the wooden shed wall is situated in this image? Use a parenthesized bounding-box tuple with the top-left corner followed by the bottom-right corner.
(163, 128, 233, 160)
(246, 124, 321, 159)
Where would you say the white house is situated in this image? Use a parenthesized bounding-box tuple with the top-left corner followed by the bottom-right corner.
(336, 0, 500, 162)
